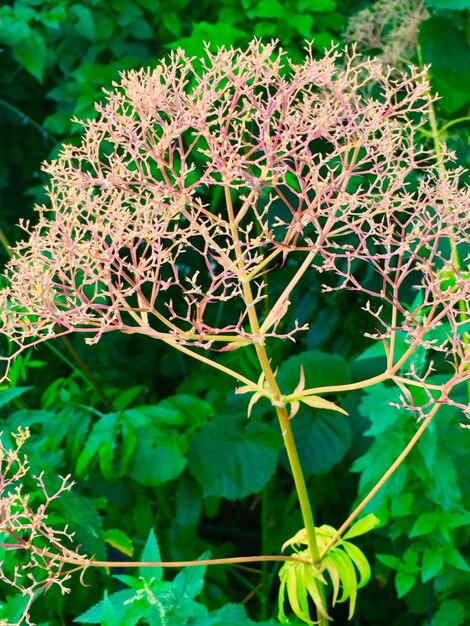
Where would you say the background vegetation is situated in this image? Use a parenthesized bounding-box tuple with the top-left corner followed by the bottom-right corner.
(0, 0, 469, 624)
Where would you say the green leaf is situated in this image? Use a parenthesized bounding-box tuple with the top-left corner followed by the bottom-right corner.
(75, 413, 118, 478)
(74, 589, 138, 624)
(343, 514, 380, 540)
(251, 0, 286, 18)
(139, 529, 163, 581)
(70, 4, 96, 40)
(342, 542, 371, 588)
(0, 386, 32, 409)
(409, 512, 439, 537)
(297, 0, 337, 10)
(376, 554, 402, 570)
(189, 414, 281, 499)
(444, 547, 470, 571)
(130, 434, 187, 486)
(300, 395, 348, 415)
(12, 30, 47, 81)
(425, 0, 470, 8)
(395, 570, 417, 598)
(210, 603, 278, 625)
(168, 22, 247, 56)
(277, 350, 350, 393)
(284, 411, 351, 475)
(432, 599, 466, 626)
(422, 549, 443, 583)
(113, 385, 147, 411)
(419, 18, 470, 113)
(104, 529, 134, 557)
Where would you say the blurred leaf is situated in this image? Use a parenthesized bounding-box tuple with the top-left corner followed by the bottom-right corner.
(419, 18, 470, 113)
(421, 549, 443, 583)
(432, 599, 466, 626)
(104, 529, 134, 557)
(12, 30, 47, 81)
(70, 4, 96, 40)
(0, 386, 32, 409)
(425, 0, 470, 7)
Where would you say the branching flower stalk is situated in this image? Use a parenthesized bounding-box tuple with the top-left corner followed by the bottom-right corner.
(0, 41, 469, 624)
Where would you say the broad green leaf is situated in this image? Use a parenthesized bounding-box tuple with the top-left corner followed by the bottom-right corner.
(298, 0, 337, 10)
(343, 514, 379, 540)
(139, 529, 163, 581)
(53, 490, 105, 560)
(188, 414, 281, 499)
(130, 435, 187, 486)
(277, 350, 350, 393)
(444, 547, 470, 571)
(168, 22, 247, 56)
(283, 411, 351, 475)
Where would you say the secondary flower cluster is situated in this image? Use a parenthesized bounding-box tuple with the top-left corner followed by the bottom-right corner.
(0, 429, 86, 625)
(0, 40, 468, 394)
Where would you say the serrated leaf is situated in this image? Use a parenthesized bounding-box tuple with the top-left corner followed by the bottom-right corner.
(343, 514, 379, 540)
(139, 529, 163, 581)
(74, 589, 137, 624)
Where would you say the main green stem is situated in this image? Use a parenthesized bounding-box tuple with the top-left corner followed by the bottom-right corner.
(224, 187, 327, 624)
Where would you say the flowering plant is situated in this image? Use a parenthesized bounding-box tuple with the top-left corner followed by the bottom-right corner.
(0, 40, 469, 624)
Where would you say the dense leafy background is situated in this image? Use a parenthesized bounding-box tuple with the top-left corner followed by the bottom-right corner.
(0, 0, 469, 624)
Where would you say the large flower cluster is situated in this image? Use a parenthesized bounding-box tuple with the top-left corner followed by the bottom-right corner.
(0, 41, 469, 394)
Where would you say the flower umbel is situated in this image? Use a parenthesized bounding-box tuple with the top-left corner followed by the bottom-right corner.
(0, 429, 87, 626)
(1, 41, 469, 404)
